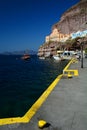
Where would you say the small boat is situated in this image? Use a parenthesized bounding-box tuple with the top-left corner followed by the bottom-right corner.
(53, 55, 61, 61)
(39, 56, 45, 60)
(21, 54, 30, 60)
(53, 51, 64, 61)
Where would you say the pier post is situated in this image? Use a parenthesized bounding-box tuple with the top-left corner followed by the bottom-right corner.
(81, 42, 84, 68)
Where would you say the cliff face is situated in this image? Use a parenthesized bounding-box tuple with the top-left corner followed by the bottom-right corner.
(38, 0, 87, 57)
(53, 0, 87, 34)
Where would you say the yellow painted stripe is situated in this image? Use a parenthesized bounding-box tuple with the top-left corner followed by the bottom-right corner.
(23, 74, 63, 121)
(0, 74, 63, 126)
(63, 58, 79, 77)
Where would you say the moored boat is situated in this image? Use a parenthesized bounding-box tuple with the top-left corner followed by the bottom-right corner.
(39, 56, 45, 60)
(53, 55, 61, 61)
(53, 51, 64, 61)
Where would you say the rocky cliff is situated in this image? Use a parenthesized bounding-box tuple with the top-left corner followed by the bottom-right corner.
(53, 0, 87, 34)
(38, 0, 87, 58)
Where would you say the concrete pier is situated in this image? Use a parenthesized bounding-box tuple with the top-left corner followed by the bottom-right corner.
(0, 58, 87, 130)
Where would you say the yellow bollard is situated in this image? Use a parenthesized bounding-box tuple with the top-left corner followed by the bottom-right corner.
(68, 74, 72, 78)
(38, 120, 47, 129)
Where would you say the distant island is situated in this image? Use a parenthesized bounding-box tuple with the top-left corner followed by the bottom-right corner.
(0, 50, 37, 55)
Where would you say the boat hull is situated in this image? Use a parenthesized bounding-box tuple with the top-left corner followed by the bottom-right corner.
(53, 55, 61, 61)
(21, 54, 30, 60)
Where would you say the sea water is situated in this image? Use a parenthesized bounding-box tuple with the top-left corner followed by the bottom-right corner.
(0, 55, 68, 118)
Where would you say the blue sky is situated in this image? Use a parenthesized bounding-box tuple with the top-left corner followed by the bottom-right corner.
(0, 0, 80, 52)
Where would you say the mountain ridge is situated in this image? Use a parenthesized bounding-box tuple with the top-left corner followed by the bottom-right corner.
(0, 50, 37, 55)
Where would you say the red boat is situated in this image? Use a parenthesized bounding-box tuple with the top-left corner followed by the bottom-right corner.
(21, 54, 30, 60)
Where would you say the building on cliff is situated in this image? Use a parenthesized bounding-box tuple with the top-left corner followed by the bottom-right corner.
(45, 27, 71, 43)
(38, 0, 87, 58)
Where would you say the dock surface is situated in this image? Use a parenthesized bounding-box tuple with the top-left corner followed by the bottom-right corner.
(0, 58, 87, 130)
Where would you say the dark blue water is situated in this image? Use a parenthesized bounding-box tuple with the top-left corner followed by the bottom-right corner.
(0, 55, 68, 118)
